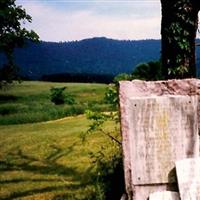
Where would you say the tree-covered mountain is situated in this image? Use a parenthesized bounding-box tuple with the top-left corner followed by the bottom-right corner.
(0, 37, 200, 81)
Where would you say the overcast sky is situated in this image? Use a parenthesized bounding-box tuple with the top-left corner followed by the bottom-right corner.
(16, 0, 162, 42)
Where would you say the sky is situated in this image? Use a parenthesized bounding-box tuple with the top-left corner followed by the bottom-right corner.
(16, 0, 162, 42)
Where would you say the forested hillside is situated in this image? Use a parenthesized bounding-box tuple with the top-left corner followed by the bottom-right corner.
(0, 37, 200, 81)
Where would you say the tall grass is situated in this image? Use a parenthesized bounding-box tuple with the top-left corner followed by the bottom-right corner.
(0, 81, 112, 125)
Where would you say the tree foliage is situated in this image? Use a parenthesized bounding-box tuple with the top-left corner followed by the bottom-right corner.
(83, 109, 124, 199)
(50, 87, 75, 105)
(0, 38, 161, 80)
(132, 61, 163, 81)
(161, 0, 200, 79)
(0, 0, 39, 85)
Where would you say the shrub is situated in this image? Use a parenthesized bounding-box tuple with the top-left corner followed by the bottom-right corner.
(65, 93, 75, 105)
(113, 73, 132, 83)
(50, 87, 75, 105)
(50, 87, 66, 105)
(104, 85, 118, 109)
(84, 110, 125, 199)
(132, 60, 163, 81)
(64, 105, 85, 116)
(90, 146, 125, 200)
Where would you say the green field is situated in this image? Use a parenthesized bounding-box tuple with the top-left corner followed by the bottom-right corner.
(0, 81, 120, 199)
(0, 115, 118, 200)
(0, 81, 111, 125)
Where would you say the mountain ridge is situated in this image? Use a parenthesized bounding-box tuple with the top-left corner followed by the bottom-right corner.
(0, 37, 199, 80)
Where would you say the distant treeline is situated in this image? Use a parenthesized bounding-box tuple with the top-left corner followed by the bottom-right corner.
(1, 37, 200, 82)
(41, 73, 114, 84)
(0, 37, 161, 80)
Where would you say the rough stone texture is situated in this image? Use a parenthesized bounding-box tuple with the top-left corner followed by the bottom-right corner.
(134, 185, 169, 200)
(129, 96, 198, 185)
(119, 79, 200, 127)
(119, 79, 199, 97)
(149, 191, 180, 200)
(176, 157, 200, 200)
(119, 79, 200, 200)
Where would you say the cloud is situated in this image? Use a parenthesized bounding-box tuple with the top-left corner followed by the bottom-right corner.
(17, 1, 161, 42)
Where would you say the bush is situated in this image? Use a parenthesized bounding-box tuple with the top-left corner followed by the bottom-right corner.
(90, 147, 125, 200)
(50, 87, 66, 105)
(64, 105, 85, 116)
(50, 87, 75, 105)
(104, 85, 118, 109)
(84, 110, 125, 199)
(132, 60, 163, 81)
(65, 93, 75, 105)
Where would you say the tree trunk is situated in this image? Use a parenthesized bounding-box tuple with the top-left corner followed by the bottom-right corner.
(161, 0, 199, 79)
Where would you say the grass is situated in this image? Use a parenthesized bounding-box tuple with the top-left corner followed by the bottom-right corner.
(0, 81, 121, 199)
(0, 115, 118, 200)
(0, 81, 111, 125)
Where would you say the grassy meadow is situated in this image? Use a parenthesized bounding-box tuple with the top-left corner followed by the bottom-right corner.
(0, 115, 119, 199)
(0, 81, 120, 199)
(0, 81, 111, 125)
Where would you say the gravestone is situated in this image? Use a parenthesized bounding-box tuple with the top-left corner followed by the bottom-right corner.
(149, 191, 180, 200)
(129, 96, 199, 185)
(176, 157, 200, 200)
(119, 79, 200, 200)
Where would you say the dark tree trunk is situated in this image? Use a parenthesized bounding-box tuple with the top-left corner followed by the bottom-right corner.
(161, 0, 199, 79)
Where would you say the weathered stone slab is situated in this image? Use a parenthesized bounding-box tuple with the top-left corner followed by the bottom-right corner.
(176, 157, 200, 200)
(129, 95, 198, 185)
(149, 191, 180, 200)
(119, 79, 199, 98)
(134, 185, 169, 200)
(119, 79, 200, 200)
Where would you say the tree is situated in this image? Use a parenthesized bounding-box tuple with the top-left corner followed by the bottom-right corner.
(132, 61, 163, 81)
(0, 0, 39, 85)
(160, 0, 200, 79)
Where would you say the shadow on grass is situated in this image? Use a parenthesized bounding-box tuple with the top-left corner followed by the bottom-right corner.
(0, 144, 85, 179)
(0, 178, 64, 184)
(1, 184, 84, 200)
(0, 94, 18, 102)
(46, 143, 75, 162)
(53, 192, 96, 200)
(0, 143, 94, 200)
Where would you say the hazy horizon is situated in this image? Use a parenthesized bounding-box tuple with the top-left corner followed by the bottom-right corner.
(16, 0, 162, 42)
